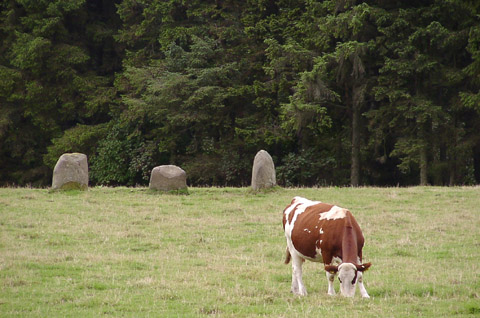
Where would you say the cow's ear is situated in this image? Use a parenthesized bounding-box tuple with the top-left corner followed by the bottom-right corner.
(324, 265, 338, 274)
(357, 262, 372, 272)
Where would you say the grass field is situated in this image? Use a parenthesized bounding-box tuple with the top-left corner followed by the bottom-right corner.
(1, 186, 479, 317)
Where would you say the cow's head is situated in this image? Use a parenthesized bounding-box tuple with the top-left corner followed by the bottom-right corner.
(324, 262, 371, 297)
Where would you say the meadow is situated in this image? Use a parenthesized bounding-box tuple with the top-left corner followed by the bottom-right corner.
(0, 186, 479, 317)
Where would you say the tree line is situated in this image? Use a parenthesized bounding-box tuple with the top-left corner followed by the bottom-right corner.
(1, 0, 479, 187)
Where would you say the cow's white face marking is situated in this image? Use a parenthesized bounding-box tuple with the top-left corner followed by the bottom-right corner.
(319, 228, 324, 234)
(338, 263, 357, 297)
(319, 205, 347, 220)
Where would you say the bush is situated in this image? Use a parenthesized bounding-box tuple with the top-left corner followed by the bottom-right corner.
(43, 124, 109, 168)
(90, 124, 158, 186)
(276, 149, 336, 187)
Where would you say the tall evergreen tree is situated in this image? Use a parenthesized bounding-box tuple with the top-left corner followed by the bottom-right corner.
(272, 1, 382, 186)
(1, 0, 479, 186)
(370, 0, 478, 185)
(107, 0, 277, 185)
(0, 0, 121, 186)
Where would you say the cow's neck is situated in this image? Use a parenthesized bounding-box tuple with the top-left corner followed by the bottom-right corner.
(341, 215, 358, 264)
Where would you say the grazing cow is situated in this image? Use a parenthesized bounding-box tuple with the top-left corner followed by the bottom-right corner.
(282, 196, 371, 297)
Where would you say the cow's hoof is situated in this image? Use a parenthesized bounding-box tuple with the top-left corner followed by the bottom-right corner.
(292, 290, 307, 296)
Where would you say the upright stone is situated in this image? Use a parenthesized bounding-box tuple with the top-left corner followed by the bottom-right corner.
(52, 153, 88, 190)
(251, 150, 276, 190)
(149, 165, 187, 191)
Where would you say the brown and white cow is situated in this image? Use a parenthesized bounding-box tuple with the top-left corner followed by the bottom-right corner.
(283, 196, 371, 297)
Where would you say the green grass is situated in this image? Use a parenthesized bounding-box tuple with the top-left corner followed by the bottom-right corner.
(0, 186, 479, 317)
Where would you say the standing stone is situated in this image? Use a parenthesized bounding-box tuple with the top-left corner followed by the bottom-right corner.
(52, 153, 88, 190)
(251, 150, 276, 190)
(149, 165, 187, 191)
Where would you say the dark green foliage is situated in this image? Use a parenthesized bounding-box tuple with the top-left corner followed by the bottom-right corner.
(1, 0, 479, 186)
(89, 122, 159, 186)
(0, 0, 122, 186)
(43, 123, 109, 168)
(276, 150, 338, 187)
(368, 0, 479, 185)
(112, 0, 284, 186)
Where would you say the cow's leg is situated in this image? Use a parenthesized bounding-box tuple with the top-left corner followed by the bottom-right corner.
(326, 271, 336, 296)
(291, 255, 307, 296)
(290, 264, 299, 294)
(357, 271, 370, 298)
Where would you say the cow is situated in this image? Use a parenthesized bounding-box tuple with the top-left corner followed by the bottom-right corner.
(282, 196, 371, 298)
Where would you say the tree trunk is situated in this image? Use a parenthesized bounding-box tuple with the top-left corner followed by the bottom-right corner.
(350, 97, 361, 187)
(350, 84, 364, 187)
(419, 144, 428, 186)
(449, 168, 456, 186)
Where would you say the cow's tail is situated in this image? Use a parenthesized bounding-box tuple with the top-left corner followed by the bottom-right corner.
(284, 246, 291, 264)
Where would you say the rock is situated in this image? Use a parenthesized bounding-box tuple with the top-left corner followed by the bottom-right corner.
(52, 153, 89, 190)
(149, 165, 187, 191)
(251, 150, 276, 190)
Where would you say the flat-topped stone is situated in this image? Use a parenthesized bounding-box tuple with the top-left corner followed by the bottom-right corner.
(149, 165, 187, 191)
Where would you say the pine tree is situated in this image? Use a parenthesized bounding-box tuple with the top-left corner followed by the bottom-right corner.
(0, 0, 121, 185)
(370, 0, 478, 185)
